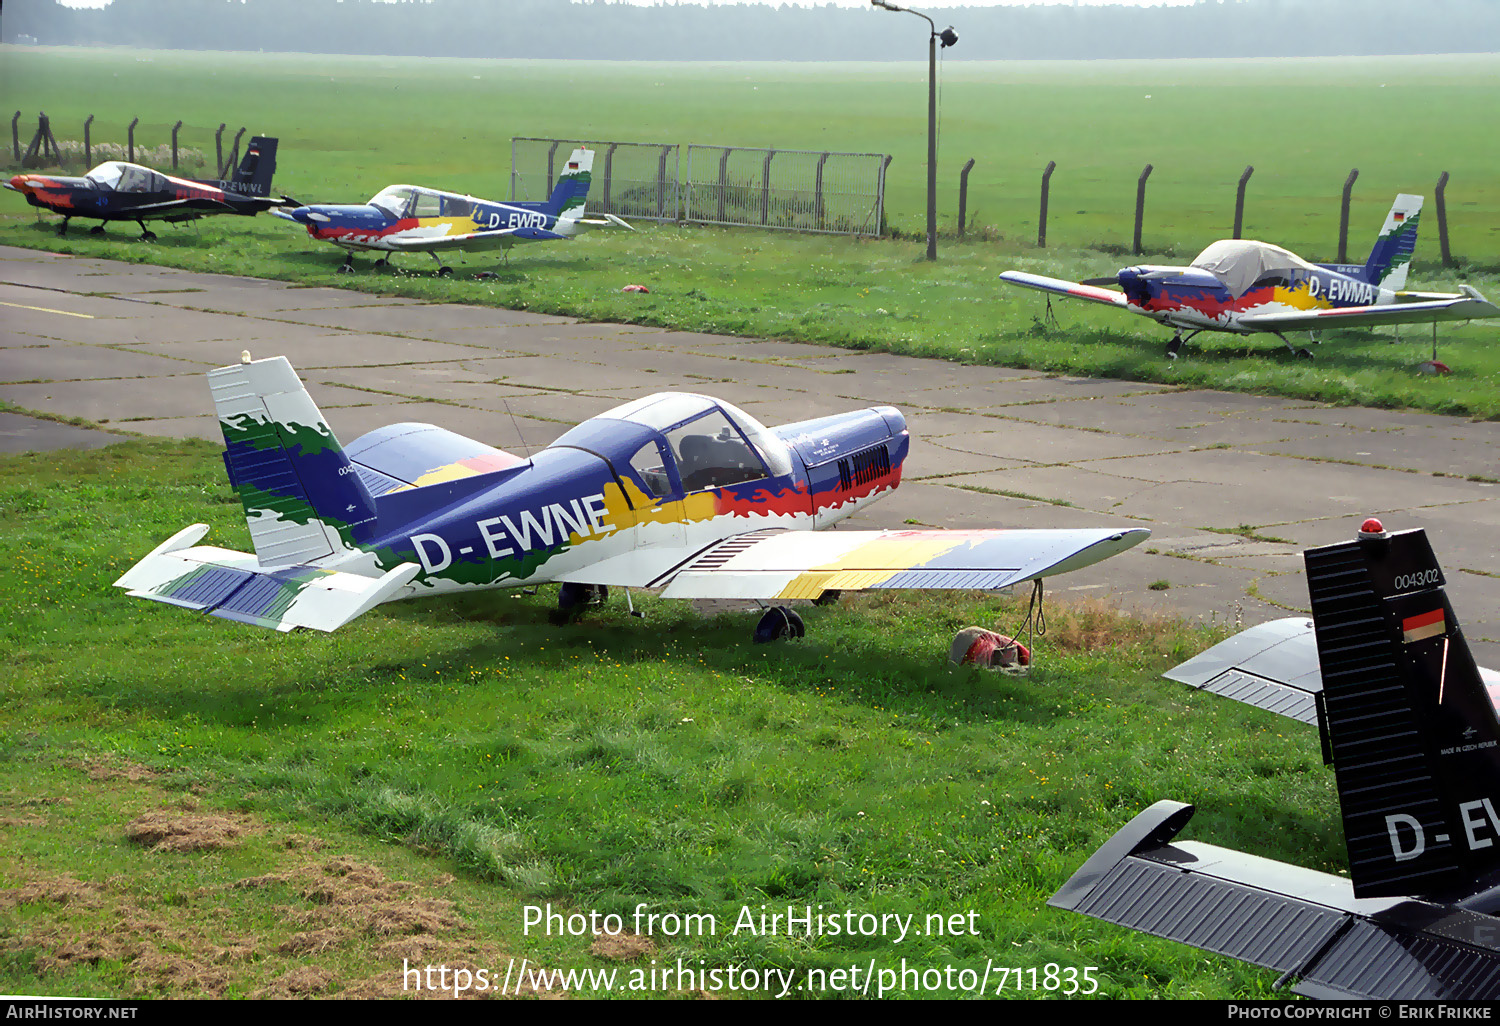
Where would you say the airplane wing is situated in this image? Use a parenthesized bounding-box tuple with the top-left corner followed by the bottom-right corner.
(1166, 617, 1500, 722)
(114, 524, 420, 633)
(999, 271, 1132, 310)
(582, 527, 1150, 600)
(382, 227, 566, 252)
(1239, 287, 1500, 332)
(1050, 801, 1500, 1000)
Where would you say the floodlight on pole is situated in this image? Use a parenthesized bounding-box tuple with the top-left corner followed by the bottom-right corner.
(871, 0, 956, 260)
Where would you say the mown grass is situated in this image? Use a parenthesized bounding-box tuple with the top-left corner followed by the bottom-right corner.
(2, 438, 1341, 997)
(3, 48, 1500, 419)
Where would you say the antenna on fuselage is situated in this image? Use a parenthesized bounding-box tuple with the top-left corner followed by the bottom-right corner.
(502, 398, 534, 461)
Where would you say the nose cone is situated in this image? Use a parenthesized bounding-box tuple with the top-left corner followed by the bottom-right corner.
(7, 175, 34, 195)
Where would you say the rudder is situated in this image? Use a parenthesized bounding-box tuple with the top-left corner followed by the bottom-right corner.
(1362, 194, 1423, 290)
(229, 136, 278, 198)
(212, 356, 377, 567)
(1305, 520, 1500, 900)
(544, 148, 593, 220)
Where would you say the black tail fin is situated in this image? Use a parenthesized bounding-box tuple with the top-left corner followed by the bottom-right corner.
(1305, 520, 1500, 900)
(228, 136, 278, 197)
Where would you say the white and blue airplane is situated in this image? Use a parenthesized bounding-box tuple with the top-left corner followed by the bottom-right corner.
(274, 148, 630, 275)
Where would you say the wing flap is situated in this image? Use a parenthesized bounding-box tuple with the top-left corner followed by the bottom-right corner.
(114, 525, 418, 632)
(999, 270, 1131, 309)
(654, 527, 1149, 601)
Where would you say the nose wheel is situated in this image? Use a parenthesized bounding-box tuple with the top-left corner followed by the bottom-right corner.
(1165, 329, 1201, 359)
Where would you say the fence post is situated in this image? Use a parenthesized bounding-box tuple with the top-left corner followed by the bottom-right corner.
(1133, 163, 1153, 256)
(83, 114, 93, 166)
(128, 117, 138, 163)
(656, 145, 671, 219)
(760, 150, 775, 226)
(1435, 171, 1454, 268)
(716, 147, 731, 223)
(601, 142, 618, 212)
(1038, 160, 1056, 247)
(1338, 168, 1359, 263)
(879, 155, 892, 237)
(544, 140, 560, 196)
(957, 158, 975, 238)
(171, 120, 182, 169)
(21, 113, 52, 167)
(1233, 165, 1253, 239)
(224, 128, 245, 178)
(814, 152, 831, 231)
(11, 111, 20, 163)
(215, 124, 225, 176)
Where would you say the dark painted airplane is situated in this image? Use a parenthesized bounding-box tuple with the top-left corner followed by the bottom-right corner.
(4, 136, 291, 240)
(1052, 518, 1500, 999)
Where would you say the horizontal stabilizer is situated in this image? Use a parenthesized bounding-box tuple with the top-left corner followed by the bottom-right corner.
(1165, 617, 1323, 724)
(1166, 617, 1500, 724)
(652, 527, 1149, 601)
(114, 524, 418, 632)
(1051, 801, 1500, 1000)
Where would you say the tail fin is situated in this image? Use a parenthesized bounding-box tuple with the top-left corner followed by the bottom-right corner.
(1304, 520, 1500, 900)
(545, 148, 593, 220)
(212, 355, 377, 567)
(1362, 194, 1423, 290)
(228, 136, 278, 198)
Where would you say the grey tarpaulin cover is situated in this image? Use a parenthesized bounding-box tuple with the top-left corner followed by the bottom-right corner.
(1190, 239, 1322, 298)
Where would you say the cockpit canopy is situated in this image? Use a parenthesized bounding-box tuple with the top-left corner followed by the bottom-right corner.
(1190, 239, 1322, 298)
(368, 185, 474, 220)
(85, 162, 169, 194)
(558, 393, 794, 499)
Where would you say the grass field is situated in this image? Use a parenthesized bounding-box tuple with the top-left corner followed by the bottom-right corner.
(2, 439, 1338, 998)
(4, 48, 1500, 419)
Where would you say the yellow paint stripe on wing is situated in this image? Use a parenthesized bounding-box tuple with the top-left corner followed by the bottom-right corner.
(810, 536, 962, 573)
(0, 300, 94, 319)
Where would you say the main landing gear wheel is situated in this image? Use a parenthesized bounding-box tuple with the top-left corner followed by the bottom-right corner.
(436, 265, 453, 278)
(1165, 336, 1182, 359)
(56, 219, 70, 236)
(374, 257, 390, 270)
(136, 221, 157, 242)
(89, 224, 107, 235)
(338, 255, 355, 274)
(551, 582, 609, 625)
(753, 606, 805, 644)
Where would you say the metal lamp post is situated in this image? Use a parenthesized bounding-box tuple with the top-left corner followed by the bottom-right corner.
(872, 1, 957, 260)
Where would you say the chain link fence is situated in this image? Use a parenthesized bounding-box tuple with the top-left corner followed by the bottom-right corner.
(510, 137, 680, 222)
(512, 137, 888, 236)
(684, 146, 886, 236)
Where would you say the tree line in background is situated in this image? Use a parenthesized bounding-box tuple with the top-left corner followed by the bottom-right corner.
(4, 0, 1498, 60)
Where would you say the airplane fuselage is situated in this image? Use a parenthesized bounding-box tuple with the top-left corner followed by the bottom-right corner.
(1118, 263, 1397, 334)
(223, 399, 910, 600)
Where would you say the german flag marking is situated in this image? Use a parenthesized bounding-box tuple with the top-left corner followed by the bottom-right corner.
(1403, 607, 1446, 644)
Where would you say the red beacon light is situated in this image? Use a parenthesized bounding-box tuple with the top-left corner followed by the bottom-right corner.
(1358, 517, 1388, 539)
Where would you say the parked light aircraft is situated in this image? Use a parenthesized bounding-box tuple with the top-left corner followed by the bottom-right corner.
(5, 137, 289, 239)
(1001, 195, 1499, 358)
(113, 355, 1148, 641)
(273, 147, 629, 275)
(1052, 518, 1500, 999)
